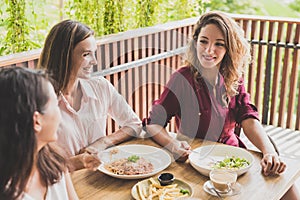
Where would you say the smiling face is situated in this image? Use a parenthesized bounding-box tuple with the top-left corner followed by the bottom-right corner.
(71, 36, 97, 79)
(196, 24, 227, 69)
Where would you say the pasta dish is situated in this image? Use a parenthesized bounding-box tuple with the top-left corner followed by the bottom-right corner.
(105, 155, 154, 175)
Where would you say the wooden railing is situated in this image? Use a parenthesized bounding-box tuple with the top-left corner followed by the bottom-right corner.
(233, 14, 300, 130)
(0, 13, 299, 134)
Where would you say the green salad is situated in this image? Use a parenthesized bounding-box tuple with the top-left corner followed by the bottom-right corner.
(213, 156, 250, 170)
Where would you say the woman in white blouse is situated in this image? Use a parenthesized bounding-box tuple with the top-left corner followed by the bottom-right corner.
(0, 67, 78, 200)
(38, 20, 142, 171)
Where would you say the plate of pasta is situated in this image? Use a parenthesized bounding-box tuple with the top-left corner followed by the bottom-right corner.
(131, 177, 192, 200)
(98, 144, 172, 179)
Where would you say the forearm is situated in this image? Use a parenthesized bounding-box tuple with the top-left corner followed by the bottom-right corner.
(146, 124, 190, 162)
(242, 118, 286, 176)
(87, 126, 135, 150)
(146, 124, 176, 150)
(241, 118, 277, 155)
(69, 154, 85, 171)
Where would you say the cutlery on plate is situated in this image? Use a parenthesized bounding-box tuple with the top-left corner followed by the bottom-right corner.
(207, 182, 223, 199)
(211, 187, 223, 199)
(190, 150, 220, 163)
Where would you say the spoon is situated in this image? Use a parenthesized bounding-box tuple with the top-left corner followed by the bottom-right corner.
(206, 182, 223, 200)
(190, 150, 220, 163)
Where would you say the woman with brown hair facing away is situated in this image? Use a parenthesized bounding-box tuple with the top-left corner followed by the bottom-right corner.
(0, 67, 78, 200)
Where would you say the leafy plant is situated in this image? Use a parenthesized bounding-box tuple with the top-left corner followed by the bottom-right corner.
(115, 0, 125, 32)
(1, 0, 297, 56)
(202, 0, 261, 15)
(0, 0, 46, 56)
(289, 0, 300, 12)
(103, 0, 116, 34)
(26, 0, 51, 48)
(135, 0, 158, 28)
(65, 0, 103, 36)
(2, 0, 31, 55)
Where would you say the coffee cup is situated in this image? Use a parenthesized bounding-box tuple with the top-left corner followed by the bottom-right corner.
(209, 169, 237, 193)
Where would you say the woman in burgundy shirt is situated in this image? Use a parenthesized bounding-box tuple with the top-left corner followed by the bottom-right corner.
(144, 11, 299, 200)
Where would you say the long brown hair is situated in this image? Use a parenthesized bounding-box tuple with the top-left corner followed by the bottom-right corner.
(0, 67, 67, 200)
(186, 11, 251, 96)
(38, 19, 94, 94)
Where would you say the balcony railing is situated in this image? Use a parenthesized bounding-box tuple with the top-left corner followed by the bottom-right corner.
(0, 13, 299, 134)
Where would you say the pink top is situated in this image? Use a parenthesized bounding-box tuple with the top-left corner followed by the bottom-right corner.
(57, 76, 142, 156)
(144, 66, 259, 147)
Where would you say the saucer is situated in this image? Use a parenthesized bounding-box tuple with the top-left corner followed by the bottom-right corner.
(203, 180, 241, 197)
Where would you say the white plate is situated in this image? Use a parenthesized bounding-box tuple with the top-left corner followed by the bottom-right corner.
(131, 178, 193, 199)
(189, 145, 254, 177)
(98, 144, 171, 179)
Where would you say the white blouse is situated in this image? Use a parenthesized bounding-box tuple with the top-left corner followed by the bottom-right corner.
(22, 173, 69, 200)
(56, 76, 142, 156)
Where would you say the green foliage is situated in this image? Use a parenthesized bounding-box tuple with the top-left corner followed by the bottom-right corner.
(1, 0, 31, 55)
(115, 0, 125, 32)
(103, 0, 117, 34)
(0, 4, 6, 55)
(156, 0, 201, 23)
(256, 0, 300, 17)
(26, 0, 51, 48)
(135, 0, 158, 28)
(65, 0, 103, 36)
(64, 0, 202, 36)
(0, 0, 51, 56)
(202, 0, 261, 14)
(0, 0, 299, 56)
(65, 0, 125, 36)
(289, 0, 300, 12)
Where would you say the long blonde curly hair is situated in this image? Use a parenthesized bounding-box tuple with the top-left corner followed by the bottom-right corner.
(186, 11, 251, 97)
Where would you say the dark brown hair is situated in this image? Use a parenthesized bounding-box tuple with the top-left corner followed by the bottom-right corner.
(0, 67, 67, 200)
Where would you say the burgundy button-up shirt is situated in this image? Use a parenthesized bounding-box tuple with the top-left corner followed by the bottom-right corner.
(145, 66, 259, 147)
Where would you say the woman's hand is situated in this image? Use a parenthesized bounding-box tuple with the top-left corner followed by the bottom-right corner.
(260, 153, 286, 176)
(171, 140, 191, 162)
(78, 146, 101, 171)
(79, 152, 101, 171)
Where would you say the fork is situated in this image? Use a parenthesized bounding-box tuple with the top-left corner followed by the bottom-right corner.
(190, 150, 220, 163)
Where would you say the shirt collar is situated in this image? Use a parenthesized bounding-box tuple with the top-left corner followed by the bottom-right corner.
(78, 79, 98, 100)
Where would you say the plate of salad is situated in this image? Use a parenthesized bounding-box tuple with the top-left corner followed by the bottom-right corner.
(189, 145, 254, 177)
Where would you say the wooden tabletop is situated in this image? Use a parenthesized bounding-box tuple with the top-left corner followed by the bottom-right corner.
(71, 138, 300, 200)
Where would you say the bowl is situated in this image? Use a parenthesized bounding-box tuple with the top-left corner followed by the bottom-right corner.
(189, 145, 254, 177)
(158, 172, 175, 186)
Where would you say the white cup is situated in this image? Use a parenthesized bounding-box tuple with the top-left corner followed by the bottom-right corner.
(209, 169, 237, 193)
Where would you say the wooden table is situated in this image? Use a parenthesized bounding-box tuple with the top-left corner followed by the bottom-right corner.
(71, 138, 300, 200)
